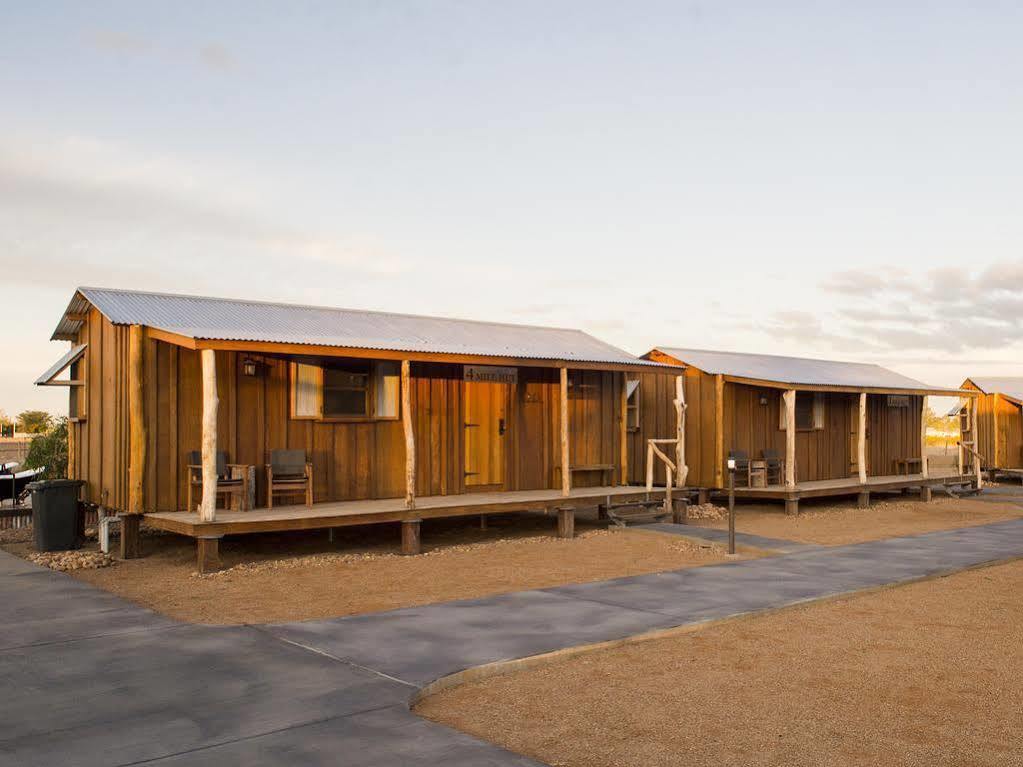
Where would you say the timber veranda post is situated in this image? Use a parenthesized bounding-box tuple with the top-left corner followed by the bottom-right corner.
(199, 349, 218, 523)
(783, 389, 796, 488)
(122, 325, 147, 560)
(675, 374, 687, 487)
(857, 392, 867, 485)
(400, 360, 420, 555)
(920, 394, 929, 479)
(560, 366, 570, 497)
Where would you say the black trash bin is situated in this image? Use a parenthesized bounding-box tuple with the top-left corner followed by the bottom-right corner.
(28, 479, 85, 552)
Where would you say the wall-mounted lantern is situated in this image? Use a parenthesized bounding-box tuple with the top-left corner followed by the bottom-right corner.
(242, 358, 258, 377)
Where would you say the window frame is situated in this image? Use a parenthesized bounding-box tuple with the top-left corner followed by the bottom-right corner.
(290, 359, 401, 423)
(779, 391, 824, 432)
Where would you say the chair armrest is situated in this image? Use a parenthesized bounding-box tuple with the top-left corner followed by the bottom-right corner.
(226, 464, 251, 470)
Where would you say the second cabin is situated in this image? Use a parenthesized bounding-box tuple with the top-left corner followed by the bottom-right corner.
(956, 378, 1023, 481)
(634, 348, 976, 513)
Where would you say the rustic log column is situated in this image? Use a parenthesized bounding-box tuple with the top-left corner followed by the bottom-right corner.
(714, 375, 724, 488)
(858, 392, 868, 484)
(560, 366, 570, 497)
(401, 360, 415, 510)
(972, 397, 983, 489)
(128, 325, 147, 514)
(199, 349, 218, 523)
(920, 395, 929, 479)
(783, 389, 796, 488)
(619, 373, 628, 486)
(675, 375, 688, 487)
(992, 393, 1001, 470)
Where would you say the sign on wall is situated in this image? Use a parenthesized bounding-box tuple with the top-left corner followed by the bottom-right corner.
(464, 365, 518, 385)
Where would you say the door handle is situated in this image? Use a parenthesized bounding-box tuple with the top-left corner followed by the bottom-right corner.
(499, 418, 506, 435)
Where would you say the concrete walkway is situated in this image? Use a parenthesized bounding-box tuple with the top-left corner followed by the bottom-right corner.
(2, 517, 1023, 766)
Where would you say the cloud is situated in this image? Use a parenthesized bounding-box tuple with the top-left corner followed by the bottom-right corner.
(0, 133, 410, 294)
(808, 261, 1023, 354)
(87, 30, 149, 54)
(199, 43, 235, 72)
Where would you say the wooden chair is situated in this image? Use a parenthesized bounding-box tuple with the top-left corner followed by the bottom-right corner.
(186, 451, 251, 512)
(266, 449, 313, 508)
(728, 449, 752, 486)
(762, 449, 786, 486)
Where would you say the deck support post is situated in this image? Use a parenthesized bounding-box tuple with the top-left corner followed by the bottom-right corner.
(857, 490, 870, 509)
(199, 349, 218, 523)
(557, 507, 575, 538)
(784, 497, 799, 516)
(857, 392, 867, 484)
(675, 375, 688, 487)
(672, 498, 688, 524)
(119, 513, 141, 559)
(128, 325, 146, 515)
(401, 360, 415, 511)
(402, 519, 421, 555)
(920, 485, 932, 502)
(697, 488, 710, 505)
(783, 389, 796, 488)
(920, 395, 929, 479)
(196, 536, 221, 574)
(560, 367, 570, 497)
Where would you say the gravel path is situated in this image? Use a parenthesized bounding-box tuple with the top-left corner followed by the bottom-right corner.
(3, 515, 1023, 766)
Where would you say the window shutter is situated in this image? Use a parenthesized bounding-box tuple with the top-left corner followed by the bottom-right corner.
(374, 362, 400, 418)
(291, 362, 322, 418)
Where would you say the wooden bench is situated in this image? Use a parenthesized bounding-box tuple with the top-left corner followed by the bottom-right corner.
(569, 463, 616, 485)
(893, 457, 923, 475)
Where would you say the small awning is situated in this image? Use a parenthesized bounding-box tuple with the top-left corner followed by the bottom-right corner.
(35, 344, 87, 386)
(626, 379, 640, 398)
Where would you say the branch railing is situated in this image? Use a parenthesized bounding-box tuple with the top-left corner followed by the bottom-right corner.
(646, 438, 679, 512)
(956, 441, 985, 489)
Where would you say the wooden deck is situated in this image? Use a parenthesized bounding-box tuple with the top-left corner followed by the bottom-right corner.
(145, 485, 665, 538)
(726, 468, 975, 503)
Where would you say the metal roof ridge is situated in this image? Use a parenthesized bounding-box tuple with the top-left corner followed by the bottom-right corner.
(77, 286, 601, 337)
(652, 345, 889, 369)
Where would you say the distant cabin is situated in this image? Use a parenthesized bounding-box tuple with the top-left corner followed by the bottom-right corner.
(957, 378, 1023, 478)
(636, 347, 971, 512)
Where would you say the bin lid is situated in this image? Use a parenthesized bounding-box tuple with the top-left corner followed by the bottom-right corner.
(26, 479, 85, 491)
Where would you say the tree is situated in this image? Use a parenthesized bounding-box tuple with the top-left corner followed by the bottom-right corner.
(24, 418, 68, 480)
(17, 410, 52, 434)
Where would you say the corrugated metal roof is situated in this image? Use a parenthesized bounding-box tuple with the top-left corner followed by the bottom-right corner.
(966, 377, 1023, 404)
(55, 287, 671, 368)
(652, 347, 959, 393)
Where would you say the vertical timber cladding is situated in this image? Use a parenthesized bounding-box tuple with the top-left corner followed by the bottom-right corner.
(867, 393, 924, 477)
(626, 369, 690, 487)
(721, 383, 854, 484)
(143, 348, 626, 511)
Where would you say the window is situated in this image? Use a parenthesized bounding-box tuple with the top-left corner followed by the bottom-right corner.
(324, 366, 370, 417)
(780, 392, 824, 431)
(626, 379, 640, 431)
(290, 360, 400, 420)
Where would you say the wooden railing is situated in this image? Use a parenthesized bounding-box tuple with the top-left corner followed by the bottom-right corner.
(957, 441, 985, 489)
(646, 438, 679, 512)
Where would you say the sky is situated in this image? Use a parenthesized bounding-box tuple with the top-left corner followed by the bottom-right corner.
(2, 1, 1022, 419)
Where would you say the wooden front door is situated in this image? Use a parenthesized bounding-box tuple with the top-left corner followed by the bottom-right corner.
(464, 381, 508, 490)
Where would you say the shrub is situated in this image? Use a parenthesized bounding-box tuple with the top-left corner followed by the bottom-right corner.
(24, 418, 68, 480)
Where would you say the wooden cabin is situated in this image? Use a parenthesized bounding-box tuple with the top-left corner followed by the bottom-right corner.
(636, 348, 976, 513)
(956, 378, 1023, 480)
(38, 287, 681, 570)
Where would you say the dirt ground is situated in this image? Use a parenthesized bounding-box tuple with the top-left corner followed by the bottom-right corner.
(693, 495, 1023, 545)
(418, 559, 1023, 767)
(1, 513, 745, 624)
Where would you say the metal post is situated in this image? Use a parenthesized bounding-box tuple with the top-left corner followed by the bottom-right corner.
(728, 464, 736, 555)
